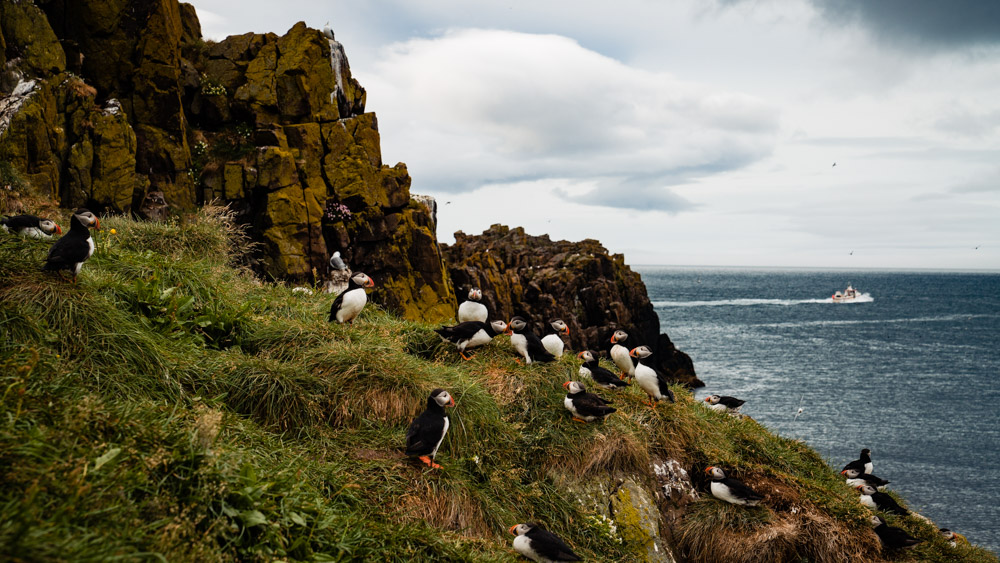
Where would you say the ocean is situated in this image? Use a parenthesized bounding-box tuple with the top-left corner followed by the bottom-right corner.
(637, 266, 1000, 553)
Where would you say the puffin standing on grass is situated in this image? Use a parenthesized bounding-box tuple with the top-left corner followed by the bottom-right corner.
(540, 320, 569, 358)
(562, 381, 616, 423)
(871, 515, 922, 550)
(858, 484, 909, 515)
(404, 388, 455, 469)
(704, 394, 745, 413)
(507, 317, 555, 364)
(630, 345, 675, 407)
(434, 320, 509, 360)
(457, 287, 488, 323)
(842, 449, 874, 475)
(509, 523, 581, 562)
(328, 272, 374, 324)
(609, 330, 634, 379)
(842, 468, 889, 490)
(41, 208, 99, 282)
(2, 214, 61, 238)
(577, 350, 629, 388)
(705, 466, 764, 506)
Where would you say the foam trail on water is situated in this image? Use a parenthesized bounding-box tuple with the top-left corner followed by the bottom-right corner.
(651, 293, 873, 307)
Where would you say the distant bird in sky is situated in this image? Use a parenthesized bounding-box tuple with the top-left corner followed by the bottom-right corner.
(445, 201, 452, 205)
(832, 162, 837, 167)
(849, 250, 854, 255)
(329, 251, 347, 271)
(794, 407, 804, 420)
(974, 245, 980, 250)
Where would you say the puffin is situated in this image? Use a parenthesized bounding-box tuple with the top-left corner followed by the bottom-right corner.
(705, 466, 764, 506)
(41, 208, 99, 282)
(609, 330, 635, 378)
(630, 345, 675, 407)
(509, 523, 581, 562)
(841, 468, 889, 490)
(328, 272, 374, 323)
(507, 316, 555, 364)
(404, 388, 455, 469)
(434, 320, 509, 360)
(939, 528, 969, 548)
(2, 214, 61, 238)
(577, 350, 629, 388)
(563, 381, 616, 423)
(858, 484, 908, 516)
(871, 515, 922, 550)
(842, 448, 874, 475)
(540, 320, 569, 358)
(457, 287, 488, 323)
(704, 394, 745, 413)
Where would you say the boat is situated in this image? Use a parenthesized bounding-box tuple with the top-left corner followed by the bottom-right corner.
(831, 283, 860, 302)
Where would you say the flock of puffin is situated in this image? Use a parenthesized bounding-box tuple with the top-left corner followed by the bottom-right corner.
(7, 210, 971, 560)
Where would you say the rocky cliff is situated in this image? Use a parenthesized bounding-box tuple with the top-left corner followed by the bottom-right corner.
(0, 0, 455, 321)
(444, 225, 702, 387)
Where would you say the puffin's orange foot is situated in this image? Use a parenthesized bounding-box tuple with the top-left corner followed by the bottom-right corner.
(514, 358, 523, 365)
(571, 416, 588, 423)
(419, 455, 442, 469)
(460, 351, 472, 361)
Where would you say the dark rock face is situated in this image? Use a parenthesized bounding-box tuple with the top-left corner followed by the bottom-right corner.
(443, 225, 701, 387)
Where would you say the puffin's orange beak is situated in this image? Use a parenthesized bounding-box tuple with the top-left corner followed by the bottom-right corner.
(55, 224, 62, 235)
(562, 381, 570, 388)
(704, 397, 711, 402)
(93, 218, 101, 230)
(508, 525, 517, 535)
(562, 326, 570, 335)
(840, 470, 848, 475)
(610, 335, 616, 344)
(705, 466, 715, 474)
(856, 485, 864, 491)
(629, 348, 637, 357)
(447, 397, 456, 407)
(576, 351, 585, 359)
(365, 278, 375, 288)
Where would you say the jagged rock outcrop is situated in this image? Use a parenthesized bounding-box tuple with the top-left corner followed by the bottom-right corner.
(443, 225, 701, 387)
(0, 0, 456, 321)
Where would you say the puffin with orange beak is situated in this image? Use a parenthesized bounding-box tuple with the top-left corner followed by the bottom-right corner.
(328, 272, 375, 324)
(577, 350, 629, 388)
(705, 466, 763, 506)
(630, 345, 675, 407)
(2, 214, 62, 239)
(509, 522, 580, 562)
(507, 316, 555, 364)
(609, 330, 635, 378)
(563, 380, 616, 423)
(404, 389, 456, 469)
(41, 208, 99, 283)
(540, 319, 570, 358)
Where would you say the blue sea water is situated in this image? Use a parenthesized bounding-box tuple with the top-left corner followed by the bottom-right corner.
(637, 266, 1000, 553)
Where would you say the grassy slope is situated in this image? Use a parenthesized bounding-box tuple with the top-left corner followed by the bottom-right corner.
(0, 209, 995, 563)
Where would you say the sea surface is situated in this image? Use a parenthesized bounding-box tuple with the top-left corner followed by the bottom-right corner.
(636, 266, 1000, 553)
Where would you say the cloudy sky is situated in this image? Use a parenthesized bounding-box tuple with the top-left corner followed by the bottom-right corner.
(188, 0, 1000, 269)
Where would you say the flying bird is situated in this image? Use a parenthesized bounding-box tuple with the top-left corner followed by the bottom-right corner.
(509, 523, 581, 562)
(404, 389, 455, 469)
(328, 272, 374, 323)
(41, 208, 99, 283)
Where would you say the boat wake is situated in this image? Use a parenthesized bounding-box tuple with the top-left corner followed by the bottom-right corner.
(652, 294, 874, 307)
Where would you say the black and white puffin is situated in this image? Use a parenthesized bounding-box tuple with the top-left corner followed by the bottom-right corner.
(630, 345, 675, 407)
(705, 466, 764, 506)
(41, 208, 99, 282)
(704, 394, 745, 413)
(509, 523, 581, 562)
(2, 214, 61, 238)
(404, 388, 455, 469)
(842, 448, 874, 475)
(541, 320, 569, 358)
(940, 528, 969, 548)
(507, 316, 555, 364)
(563, 380, 616, 423)
(434, 320, 509, 360)
(328, 272, 374, 324)
(858, 484, 908, 515)
(457, 287, 488, 323)
(577, 350, 629, 388)
(609, 330, 635, 378)
(871, 515, 922, 550)
(841, 468, 889, 490)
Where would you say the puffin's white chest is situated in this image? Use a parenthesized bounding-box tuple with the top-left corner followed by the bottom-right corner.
(563, 395, 578, 416)
(335, 288, 368, 323)
(845, 477, 865, 488)
(510, 333, 530, 363)
(610, 345, 633, 375)
(864, 462, 873, 474)
(23, 227, 49, 239)
(578, 365, 592, 379)
(541, 334, 564, 358)
(512, 535, 544, 562)
(431, 416, 450, 458)
(86, 236, 95, 259)
(457, 300, 488, 323)
(859, 494, 876, 509)
(462, 328, 491, 350)
(710, 481, 750, 505)
(634, 364, 661, 398)
(706, 402, 728, 412)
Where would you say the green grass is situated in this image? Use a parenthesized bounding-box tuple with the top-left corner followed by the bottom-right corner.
(0, 208, 996, 562)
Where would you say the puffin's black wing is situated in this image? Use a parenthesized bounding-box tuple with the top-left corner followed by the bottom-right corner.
(722, 477, 763, 502)
(861, 473, 890, 487)
(42, 234, 89, 272)
(842, 459, 866, 473)
(589, 363, 630, 387)
(3, 215, 40, 233)
(525, 332, 555, 362)
(876, 524, 922, 549)
(873, 492, 908, 515)
(404, 410, 446, 456)
(655, 371, 675, 402)
(718, 396, 745, 408)
(434, 321, 486, 343)
(526, 528, 581, 561)
(573, 393, 616, 418)
(328, 292, 346, 321)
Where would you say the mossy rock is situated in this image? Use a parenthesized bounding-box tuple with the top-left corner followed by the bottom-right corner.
(0, 0, 66, 76)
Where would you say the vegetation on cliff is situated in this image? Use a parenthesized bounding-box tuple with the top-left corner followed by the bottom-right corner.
(1, 209, 995, 562)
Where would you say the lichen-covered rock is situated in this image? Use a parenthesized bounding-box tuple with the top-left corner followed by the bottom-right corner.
(443, 225, 702, 387)
(0, 0, 66, 76)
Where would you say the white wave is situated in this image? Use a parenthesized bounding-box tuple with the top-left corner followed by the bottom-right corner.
(651, 294, 873, 307)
